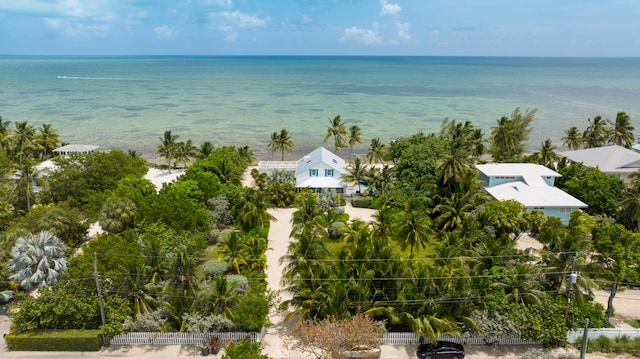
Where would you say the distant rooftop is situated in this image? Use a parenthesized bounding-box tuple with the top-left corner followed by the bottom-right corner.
(53, 144, 100, 155)
(557, 145, 640, 174)
(484, 181, 587, 208)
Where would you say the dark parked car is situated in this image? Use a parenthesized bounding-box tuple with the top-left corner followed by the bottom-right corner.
(416, 341, 465, 359)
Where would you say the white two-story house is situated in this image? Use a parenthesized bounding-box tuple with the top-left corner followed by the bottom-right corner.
(476, 163, 587, 224)
(295, 147, 348, 194)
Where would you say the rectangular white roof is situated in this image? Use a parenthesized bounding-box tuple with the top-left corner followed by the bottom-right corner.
(484, 181, 587, 208)
(476, 163, 561, 178)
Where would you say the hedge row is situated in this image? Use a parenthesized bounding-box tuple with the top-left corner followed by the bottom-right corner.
(351, 196, 374, 208)
(5, 329, 103, 351)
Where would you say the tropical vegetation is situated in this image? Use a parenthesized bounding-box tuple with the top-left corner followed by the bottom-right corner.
(1, 109, 639, 353)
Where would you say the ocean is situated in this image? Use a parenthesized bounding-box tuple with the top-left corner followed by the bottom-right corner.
(1, 56, 639, 160)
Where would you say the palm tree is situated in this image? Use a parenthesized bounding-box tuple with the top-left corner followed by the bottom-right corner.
(12, 159, 38, 212)
(233, 188, 275, 228)
(324, 115, 348, 154)
(156, 130, 178, 173)
(174, 139, 197, 168)
(347, 125, 362, 161)
(367, 137, 386, 165)
(196, 141, 214, 160)
(0, 116, 11, 149)
(13, 121, 37, 163)
(272, 129, 296, 161)
(531, 139, 559, 169)
(217, 231, 248, 274)
(621, 183, 640, 232)
(37, 123, 61, 158)
(268, 131, 279, 160)
(562, 126, 583, 150)
(99, 197, 137, 234)
(436, 150, 471, 192)
(342, 156, 367, 193)
(583, 116, 607, 148)
(7, 231, 67, 290)
(394, 199, 432, 255)
(489, 116, 519, 162)
(608, 111, 635, 148)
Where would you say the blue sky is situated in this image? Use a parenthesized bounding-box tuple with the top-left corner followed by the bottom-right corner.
(1, 0, 639, 56)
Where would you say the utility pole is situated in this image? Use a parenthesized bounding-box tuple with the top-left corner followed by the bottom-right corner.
(565, 252, 579, 320)
(580, 318, 590, 359)
(93, 252, 107, 327)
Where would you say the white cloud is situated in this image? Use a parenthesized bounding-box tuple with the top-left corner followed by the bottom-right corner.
(340, 23, 384, 45)
(300, 15, 313, 24)
(154, 24, 176, 39)
(43, 18, 111, 40)
(397, 22, 410, 40)
(379, 0, 401, 16)
(201, 0, 233, 7)
(219, 11, 270, 28)
(206, 10, 270, 41)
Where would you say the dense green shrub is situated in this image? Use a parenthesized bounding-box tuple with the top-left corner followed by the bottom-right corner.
(231, 294, 271, 332)
(222, 338, 268, 359)
(351, 196, 373, 208)
(227, 275, 249, 294)
(5, 329, 102, 351)
(202, 260, 230, 278)
(328, 221, 346, 239)
(578, 335, 640, 357)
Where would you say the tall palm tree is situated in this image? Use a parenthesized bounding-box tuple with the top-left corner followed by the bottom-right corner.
(531, 139, 559, 169)
(394, 199, 432, 255)
(324, 115, 348, 154)
(268, 131, 279, 160)
(489, 116, 519, 162)
(562, 126, 583, 150)
(367, 137, 386, 165)
(436, 150, 471, 192)
(174, 139, 197, 168)
(347, 125, 362, 161)
(607, 111, 635, 148)
(12, 159, 38, 212)
(7, 231, 67, 290)
(273, 129, 296, 161)
(583, 116, 607, 148)
(0, 116, 11, 149)
(621, 183, 640, 232)
(156, 130, 178, 173)
(342, 156, 367, 193)
(38, 123, 61, 158)
(13, 121, 37, 163)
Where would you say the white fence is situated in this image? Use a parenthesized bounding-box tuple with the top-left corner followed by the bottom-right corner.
(567, 328, 640, 343)
(382, 332, 541, 345)
(257, 161, 297, 171)
(110, 331, 540, 347)
(109, 331, 261, 345)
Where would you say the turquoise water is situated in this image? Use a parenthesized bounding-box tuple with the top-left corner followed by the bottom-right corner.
(1, 56, 639, 159)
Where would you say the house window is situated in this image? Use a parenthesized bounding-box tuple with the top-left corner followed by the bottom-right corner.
(325, 169, 334, 177)
(310, 169, 318, 176)
(559, 207, 572, 213)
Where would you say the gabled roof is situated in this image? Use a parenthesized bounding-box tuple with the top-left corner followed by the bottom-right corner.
(476, 163, 560, 186)
(295, 146, 346, 177)
(557, 145, 640, 174)
(484, 181, 587, 208)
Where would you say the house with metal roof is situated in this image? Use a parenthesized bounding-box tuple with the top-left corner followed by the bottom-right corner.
(476, 163, 587, 224)
(557, 145, 640, 183)
(295, 147, 348, 193)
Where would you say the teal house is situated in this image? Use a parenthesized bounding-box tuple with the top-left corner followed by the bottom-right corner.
(476, 163, 587, 224)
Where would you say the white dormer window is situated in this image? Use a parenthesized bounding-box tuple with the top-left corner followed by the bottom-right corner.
(310, 169, 318, 176)
(325, 169, 334, 177)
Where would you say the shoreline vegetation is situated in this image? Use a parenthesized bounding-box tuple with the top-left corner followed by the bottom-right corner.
(2, 108, 640, 357)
